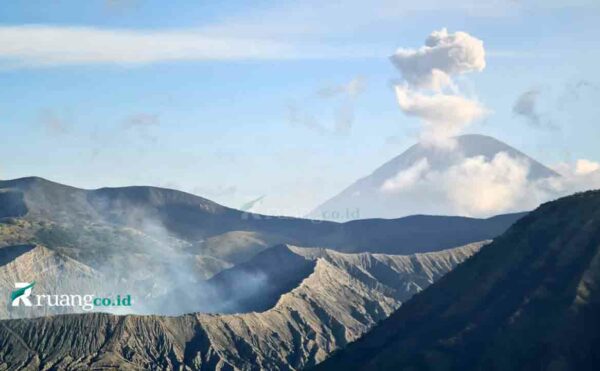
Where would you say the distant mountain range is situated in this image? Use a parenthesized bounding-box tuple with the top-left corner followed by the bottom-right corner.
(317, 190, 600, 371)
(309, 134, 559, 220)
(0, 176, 523, 290)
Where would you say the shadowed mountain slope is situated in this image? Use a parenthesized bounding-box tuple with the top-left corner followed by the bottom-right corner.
(316, 190, 600, 371)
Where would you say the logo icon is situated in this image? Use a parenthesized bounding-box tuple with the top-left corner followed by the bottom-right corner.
(11, 281, 35, 307)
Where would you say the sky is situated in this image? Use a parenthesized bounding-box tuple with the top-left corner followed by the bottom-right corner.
(1, 0, 600, 217)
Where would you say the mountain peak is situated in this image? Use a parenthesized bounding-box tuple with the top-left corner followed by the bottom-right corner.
(309, 134, 558, 220)
(382, 134, 557, 179)
(0, 176, 72, 190)
(455, 133, 506, 142)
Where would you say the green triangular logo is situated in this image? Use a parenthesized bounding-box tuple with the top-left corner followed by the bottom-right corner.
(11, 281, 35, 302)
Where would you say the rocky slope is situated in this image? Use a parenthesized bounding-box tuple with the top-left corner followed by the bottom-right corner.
(0, 244, 105, 319)
(317, 190, 600, 371)
(0, 242, 485, 370)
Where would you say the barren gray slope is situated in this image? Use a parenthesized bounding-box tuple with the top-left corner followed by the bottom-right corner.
(0, 242, 485, 370)
(0, 245, 105, 319)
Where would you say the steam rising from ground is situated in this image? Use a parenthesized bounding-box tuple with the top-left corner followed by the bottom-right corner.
(84, 199, 269, 316)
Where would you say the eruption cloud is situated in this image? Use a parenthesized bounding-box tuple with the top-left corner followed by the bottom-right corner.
(391, 28, 487, 148)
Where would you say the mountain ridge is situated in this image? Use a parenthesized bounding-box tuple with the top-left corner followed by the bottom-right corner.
(0, 175, 525, 260)
(316, 189, 600, 370)
(0, 242, 485, 370)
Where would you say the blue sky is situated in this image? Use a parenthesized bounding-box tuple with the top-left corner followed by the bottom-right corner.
(1, 0, 599, 216)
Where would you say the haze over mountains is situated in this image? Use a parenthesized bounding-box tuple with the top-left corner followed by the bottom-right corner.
(310, 134, 561, 221)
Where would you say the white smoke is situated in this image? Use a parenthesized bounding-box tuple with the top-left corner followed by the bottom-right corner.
(391, 28, 485, 91)
(384, 29, 599, 218)
(391, 28, 487, 148)
(394, 85, 487, 148)
(71, 196, 273, 317)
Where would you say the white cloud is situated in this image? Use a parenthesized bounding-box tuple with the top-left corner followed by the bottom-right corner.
(381, 158, 430, 192)
(378, 152, 537, 217)
(544, 160, 600, 197)
(379, 153, 600, 217)
(395, 85, 487, 148)
(0, 0, 588, 69)
(391, 28, 485, 91)
(440, 152, 531, 216)
(198, 0, 594, 42)
(197, 1, 515, 40)
(575, 159, 600, 175)
(390, 29, 488, 149)
(0, 25, 320, 67)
